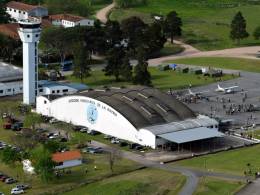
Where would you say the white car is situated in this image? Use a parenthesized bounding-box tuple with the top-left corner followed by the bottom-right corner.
(111, 138, 120, 144)
(48, 133, 59, 139)
(80, 128, 88, 133)
(11, 188, 24, 195)
(49, 118, 59, 124)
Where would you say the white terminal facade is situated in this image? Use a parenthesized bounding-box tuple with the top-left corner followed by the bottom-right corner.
(18, 19, 41, 105)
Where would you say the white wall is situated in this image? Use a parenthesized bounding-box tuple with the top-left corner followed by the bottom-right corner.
(55, 159, 82, 169)
(36, 95, 142, 144)
(137, 129, 156, 149)
(6, 7, 48, 21)
(6, 7, 28, 21)
(76, 19, 94, 27)
(0, 82, 23, 97)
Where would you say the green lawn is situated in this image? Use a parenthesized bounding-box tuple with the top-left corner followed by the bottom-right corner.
(110, 0, 260, 50)
(63, 168, 186, 195)
(195, 177, 244, 195)
(67, 67, 235, 91)
(245, 129, 260, 140)
(159, 42, 184, 57)
(168, 57, 260, 73)
(173, 144, 260, 176)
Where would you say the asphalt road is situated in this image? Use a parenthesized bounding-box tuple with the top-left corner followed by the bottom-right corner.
(90, 141, 244, 195)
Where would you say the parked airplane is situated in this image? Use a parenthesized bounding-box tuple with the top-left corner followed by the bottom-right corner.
(215, 84, 239, 94)
(186, 89, 209, 97)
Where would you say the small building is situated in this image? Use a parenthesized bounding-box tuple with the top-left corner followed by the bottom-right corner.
(0, 81, 23, 97)
(0, 80, 88, 97)
(52, 150, 82, 169)
(6, 1, 48, 21)
(49, 14, 94, 28)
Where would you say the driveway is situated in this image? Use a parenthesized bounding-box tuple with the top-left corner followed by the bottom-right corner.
(95, 2, 115, 23)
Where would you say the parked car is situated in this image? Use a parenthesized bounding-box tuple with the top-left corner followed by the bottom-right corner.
(5, 178, 17, 184)
(11, 188, 24, 195)
(0, 175, 8, 182)
(3, 123, 11, 129)
(119, 141, 128, 147)
(111, 138, 120, 144)
(36, 128, 47, 133)
(48, 133, 59, 139)
(16, 184, 30, 190)
(73, 126, 84, 131)
(11, 122, 23, 131)
(80, 128, 88, 133)
(49, 118, 59, 124)
(83, 147, 103, 154)
(0, 191, 4, 195)
(87, 130, 99, 135)
(104, 134, 112, 139)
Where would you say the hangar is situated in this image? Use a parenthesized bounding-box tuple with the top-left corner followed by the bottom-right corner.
(36, 86, 223, 149)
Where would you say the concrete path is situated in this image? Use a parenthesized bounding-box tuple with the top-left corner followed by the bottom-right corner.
(95, 2, 115, 23)
(90, 140, 244, 195)
(236, 178, 260, 195)
(148, 42, 260, 66)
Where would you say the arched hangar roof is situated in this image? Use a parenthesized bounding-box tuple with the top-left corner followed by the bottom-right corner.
(45, 86, 196, 129)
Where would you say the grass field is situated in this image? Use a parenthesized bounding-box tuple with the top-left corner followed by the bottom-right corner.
(168, 57, 260, 73)
(173, 144, 260, 176)
(63, 168, 186, 195)
(110, 0, 260, 50)
(67, 67, 235, 91)
(195, 177, 244, 195)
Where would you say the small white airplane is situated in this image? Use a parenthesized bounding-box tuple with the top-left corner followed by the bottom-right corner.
(215, 84, 239, 94)
(186, 89, 209, 97)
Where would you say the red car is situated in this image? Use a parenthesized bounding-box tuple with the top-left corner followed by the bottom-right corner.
(0, 175, 8, 182)
(3, 123, 11, 129)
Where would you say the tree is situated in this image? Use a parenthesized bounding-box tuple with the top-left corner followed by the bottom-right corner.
(0, 34, 21, 63)
(230, 11, 249, 44)
(105, 20, 122, 48)
(104, 47, 125, 81)
(107, 149, 121, 173)
(1, 147, 21, 165)
(0, 0, 11, 24)
(121, 16, 147, 53)
(253, 26, 260, 40)
(133, 47, 151, 86)
(73, 43, 91, 83)
(164, 11, 182, 44)
(24, 113, 43, 130)
(120, 54, 132, 81)
(31, 146, 55, 183)
(44, 140, 64, 153)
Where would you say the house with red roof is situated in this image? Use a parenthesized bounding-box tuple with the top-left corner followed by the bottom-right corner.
(52, 150, 83, 169)
(6, 1, 48, 21)
(49, 14, 94, 28)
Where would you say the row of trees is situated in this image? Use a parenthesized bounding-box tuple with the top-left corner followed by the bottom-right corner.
(40, 11, 182, 85)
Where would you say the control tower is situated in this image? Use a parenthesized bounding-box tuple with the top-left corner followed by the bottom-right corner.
(18, 19, 41, 105)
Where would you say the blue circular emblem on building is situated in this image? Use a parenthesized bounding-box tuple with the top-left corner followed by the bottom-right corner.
(87, 103, 98, 124)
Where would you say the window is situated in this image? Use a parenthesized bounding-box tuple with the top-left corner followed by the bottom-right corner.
(19, 11, 21, 13)
(27, 35, 30, 38)
(35, 34, 39, 38)
(52, 90, 55, 94)
(44, 100, 47, 104)
(57, 90, 60, 93)
(23, 12, 25, 14)
(7, 89, 11, 92)
(0, 90, 3, 93)
(20, 87, 22, 90)
(57, 162, 63, 166)
(62, 89, 68, 92)
(39, 89, 43, 92)
(14, 10, 16, 12)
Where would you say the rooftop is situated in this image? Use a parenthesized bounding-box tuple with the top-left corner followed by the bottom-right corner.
(45, 86, 196, 129)
(6, 1, 45, 12)
(49, 14, 86, 22)
(52, 150, 82, 163)
(0, 62, 22, 82)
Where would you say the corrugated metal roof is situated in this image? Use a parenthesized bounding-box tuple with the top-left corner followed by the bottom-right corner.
(158, 127, 224, 144)
(144, 116, 219, 135)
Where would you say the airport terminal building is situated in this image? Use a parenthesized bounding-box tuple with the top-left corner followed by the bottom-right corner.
(36, 86, 223, 149)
